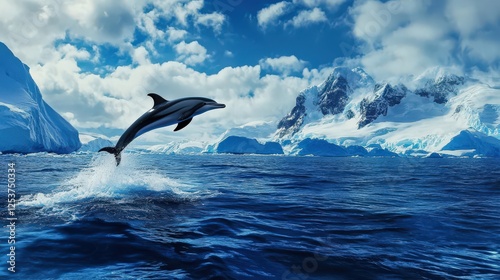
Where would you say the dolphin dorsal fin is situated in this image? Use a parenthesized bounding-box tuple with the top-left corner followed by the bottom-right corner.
(147, 93, 168, 107)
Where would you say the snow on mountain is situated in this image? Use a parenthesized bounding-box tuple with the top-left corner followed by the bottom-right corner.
(0, 42, 81, 153)
(358, 83, 410, 128)
(275, 66, 500, 157)
(276, 67, 374, 138)
(78, 133, 113, 152)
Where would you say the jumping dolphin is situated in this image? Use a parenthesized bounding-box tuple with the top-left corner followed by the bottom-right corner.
(99, 93, 225, 165)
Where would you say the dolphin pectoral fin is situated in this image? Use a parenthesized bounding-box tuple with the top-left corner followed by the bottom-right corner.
(147, 93, 169, 107)
(174, 118, 193, 131)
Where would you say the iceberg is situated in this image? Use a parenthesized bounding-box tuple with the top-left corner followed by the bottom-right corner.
(345, 145, 368, 156)
(440, 129, 500, 157)
(0, 42, 81, 153)
(214, 136, 283, 155)
(365, 144, 398, 157)
(291, 138, 349, 157)
(78, 133, 113, 152)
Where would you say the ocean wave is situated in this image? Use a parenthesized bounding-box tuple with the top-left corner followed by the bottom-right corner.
(19, 153, 215, 211)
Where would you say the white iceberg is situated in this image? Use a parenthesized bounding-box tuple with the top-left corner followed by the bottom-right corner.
(0, 42, 80, 153)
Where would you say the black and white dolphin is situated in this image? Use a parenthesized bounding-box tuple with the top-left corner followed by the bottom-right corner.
(99, 93, 225, 165)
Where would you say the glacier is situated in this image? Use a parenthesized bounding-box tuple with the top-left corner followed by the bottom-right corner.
(274, 66, 500, 158)
(0, 42, 81, 154)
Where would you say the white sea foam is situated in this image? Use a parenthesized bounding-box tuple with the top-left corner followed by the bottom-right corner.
(19, 153, 212, 209)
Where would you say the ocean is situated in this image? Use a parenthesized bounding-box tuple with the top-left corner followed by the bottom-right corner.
(0, 153, 499, 279)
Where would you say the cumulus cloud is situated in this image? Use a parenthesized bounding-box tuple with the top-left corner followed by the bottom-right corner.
(30, 49, 323, 144)
(0, 0, 334, 146)
(286, 8, 328, 28)
(293, 0, 346, 9)
(196, 12, 226, 33)
(257, 0, 345, 30)
(444, 0, 500, 64)
(257, 1, 292, 29)
(131, 46, 150, 65)
(0, 0, 140, 65)
(0, 0, 225, 66)
(260, 55, 307, 75)
(151, 0, 225, 32)
(348, 0, 500, 80)
(166, 27, 188, 43)
(137, 9, 165, 43)
(174, 41, 209, 65)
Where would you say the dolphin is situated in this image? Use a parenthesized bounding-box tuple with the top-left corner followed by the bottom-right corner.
(99, 93, 225, 165)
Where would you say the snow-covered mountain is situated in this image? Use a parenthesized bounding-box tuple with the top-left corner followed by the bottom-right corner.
(275, 66, 500, 157)
(277, 67, 374, 137)
(0, 42, 81, 153)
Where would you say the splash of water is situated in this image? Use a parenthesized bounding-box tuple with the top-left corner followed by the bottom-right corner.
(20, 153, 208, 209)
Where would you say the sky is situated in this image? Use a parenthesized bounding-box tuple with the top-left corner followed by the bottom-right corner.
(0, 0, 499, 145)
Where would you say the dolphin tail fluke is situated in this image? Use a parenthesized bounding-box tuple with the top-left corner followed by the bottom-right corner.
(98, 146, 122, 166)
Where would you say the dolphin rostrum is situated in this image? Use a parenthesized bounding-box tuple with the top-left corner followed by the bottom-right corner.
(99, 93, 225, 165)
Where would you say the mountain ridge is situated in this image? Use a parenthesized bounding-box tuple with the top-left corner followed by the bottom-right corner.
(273, 66, 500, 156)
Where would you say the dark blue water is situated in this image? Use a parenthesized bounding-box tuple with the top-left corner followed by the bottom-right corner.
(0, 154, 499, 279)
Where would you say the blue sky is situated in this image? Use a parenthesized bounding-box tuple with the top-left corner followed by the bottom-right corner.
(0, 0, 498, 144)
(53, 0, 355, 76)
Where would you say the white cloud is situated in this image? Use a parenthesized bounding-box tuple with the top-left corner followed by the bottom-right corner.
(293, 0, 346, 9)
(444, 0, 500, 37)
(286, 8, 328, 28)
(0, 0, 226, 66)
(348, 0, 500, 80)
(260, 55, 307, 75)
(257, 1, 292, 29)
(0, 0, 141, 65)
(131, 46, 150, 65)
(257, 0, 343, 30)
(174, 41, 209, 65)
(444, 0, 500, 64)
(137, 9, 165, 44)
(57, 44, 91, 60)
(152, 0, 226, 32)
(224, 50, 234, 57)
(166, 27, 188, 43)
(31, 52, 326, 144)
(196, 12, 226, 33)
